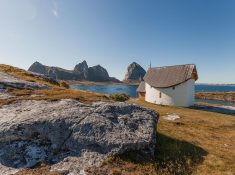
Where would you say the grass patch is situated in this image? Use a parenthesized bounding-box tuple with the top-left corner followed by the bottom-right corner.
(90, 99, 235, 175)
(110, 93, 129, 102)
(196, 92, 235, 102)
(14, 163, 63, 175)
(9, 89, 33, 96)
(0, 88, 111, 107)
(32, 88, 110, 103)
(59, 80, 70, 88)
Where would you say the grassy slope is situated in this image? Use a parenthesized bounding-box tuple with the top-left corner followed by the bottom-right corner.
(0, 88, 110, 107)
(97, 99, 235, 175)
(0, 64, 110, 106)
(0, 64, 59, 87)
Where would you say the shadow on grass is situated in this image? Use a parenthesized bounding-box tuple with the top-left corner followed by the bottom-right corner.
(154, 133, 208, 174)
(116, 133, 208, 175)
(190, 104, 235, 116)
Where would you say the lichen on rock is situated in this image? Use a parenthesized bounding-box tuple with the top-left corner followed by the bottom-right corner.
(0, 99, 158, 174)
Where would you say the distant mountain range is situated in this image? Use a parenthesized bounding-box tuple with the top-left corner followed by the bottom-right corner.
(28, 61, 147, 83)
(28, 61, 120, 82)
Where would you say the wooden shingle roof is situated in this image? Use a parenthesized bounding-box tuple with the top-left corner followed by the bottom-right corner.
(143, 64, 198, 88)
(137, 81, 145, 92)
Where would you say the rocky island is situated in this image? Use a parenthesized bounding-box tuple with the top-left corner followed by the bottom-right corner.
(28, 61, 120, 82)
(123, 62, 146, 83)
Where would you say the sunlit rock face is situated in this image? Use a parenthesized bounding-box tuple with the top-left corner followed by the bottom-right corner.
(0, 72, 48, 90)
(124, 62, 146, 82)
(74, 60, 89, 79)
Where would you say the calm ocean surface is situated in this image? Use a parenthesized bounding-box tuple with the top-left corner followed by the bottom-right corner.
(71, 84, 235, 106)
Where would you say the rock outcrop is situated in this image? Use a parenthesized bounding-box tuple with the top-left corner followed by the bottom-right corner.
(124, 62, 146, 82)
(74, 60, 89, 79)
(0, 99, 158, 174)
(28, 62, 78, 81)
(0, 72, 48, 90)
(28, 61, 120, 82)
(88, 65, 110, 82)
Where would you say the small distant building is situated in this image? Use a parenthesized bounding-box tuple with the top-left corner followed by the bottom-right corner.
(137, 64, 198, 107)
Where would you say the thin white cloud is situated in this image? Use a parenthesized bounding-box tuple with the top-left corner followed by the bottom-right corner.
(52, 1, 58, 17)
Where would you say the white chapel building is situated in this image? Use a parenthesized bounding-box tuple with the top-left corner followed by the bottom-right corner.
(137, 64, 198, 107)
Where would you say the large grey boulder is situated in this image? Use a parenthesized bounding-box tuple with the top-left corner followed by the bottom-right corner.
(0, 99, 158, 175)
(124, 62, 146, 82)
(0, 72, 48, 90)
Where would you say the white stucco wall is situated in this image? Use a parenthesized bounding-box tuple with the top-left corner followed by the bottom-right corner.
(145, 79, 195, 107)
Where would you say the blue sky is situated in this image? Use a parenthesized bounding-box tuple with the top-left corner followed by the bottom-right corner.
(0, 0, 234, 83)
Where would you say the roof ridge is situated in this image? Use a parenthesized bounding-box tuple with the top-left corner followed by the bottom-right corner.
(149, 64, 195, 69)
(144, 64, 198, 88)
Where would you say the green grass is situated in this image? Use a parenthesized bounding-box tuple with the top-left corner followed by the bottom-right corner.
(110, 93, 130, 102)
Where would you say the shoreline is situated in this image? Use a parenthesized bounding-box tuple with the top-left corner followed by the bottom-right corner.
(68, 81, 235, 103)
(67, 80, 140, 86)
(196, 83, 235, 86)
(195, 92, 235, 103)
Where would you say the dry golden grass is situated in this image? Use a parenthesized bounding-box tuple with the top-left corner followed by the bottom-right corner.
(93, 99, 235, 175)
(196, 92, 235, 102)
(14, 163, 63, 175)
(0, 88, 110, 107)
(0, 64, 59, 87)
(32, 88, 110, 103)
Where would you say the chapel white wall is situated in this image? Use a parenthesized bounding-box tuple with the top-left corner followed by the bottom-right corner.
(145, 79, 195, 107)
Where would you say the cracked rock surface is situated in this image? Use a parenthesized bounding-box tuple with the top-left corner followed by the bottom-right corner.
(0, 72, 48, 90)
(0, 99, 158, 174)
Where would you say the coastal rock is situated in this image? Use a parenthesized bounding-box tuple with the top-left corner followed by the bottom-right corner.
(124, 62, 146, 82)
(28, 61, 79, 81)
(0, 99, 158, 174)
(28, 61, 120, 82)
(88, 65, 110, 82)
(109, 77, 121, 83)
(74, 60, 89, 79)
(0, 72, 48, 90)
(28, 61, 48, 75)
